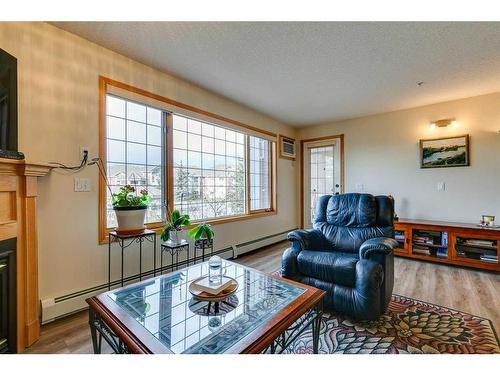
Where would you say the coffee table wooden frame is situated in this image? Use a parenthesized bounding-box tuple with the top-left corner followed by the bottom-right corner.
(86, 261, 325, 354)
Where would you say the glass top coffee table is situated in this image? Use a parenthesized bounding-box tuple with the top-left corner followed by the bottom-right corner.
(86, 260, 325, 354)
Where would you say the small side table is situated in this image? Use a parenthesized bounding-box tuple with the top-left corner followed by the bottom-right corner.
(161, 239, 190, 273)
(108, 229, 157, 290)
(193, 238, 214, 263)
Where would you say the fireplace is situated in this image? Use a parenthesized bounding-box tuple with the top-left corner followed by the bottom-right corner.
(0, 238, 16, 353)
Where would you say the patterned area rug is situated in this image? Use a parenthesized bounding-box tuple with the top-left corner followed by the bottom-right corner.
(273, 268, 499, 354)
(288, 294, 499, 354)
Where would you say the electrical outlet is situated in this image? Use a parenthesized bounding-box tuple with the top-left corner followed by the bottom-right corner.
(74, 177, 91, 192)
(355, 183, 364, 192)
(79, 146, 89, 160)
(437, 182, 446, 191)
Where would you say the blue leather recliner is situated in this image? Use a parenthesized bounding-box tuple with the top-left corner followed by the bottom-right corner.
(282, 193, 398, 320)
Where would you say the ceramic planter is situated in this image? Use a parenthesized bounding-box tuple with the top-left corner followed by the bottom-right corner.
(114, 205, 147, 235)
(170, 229, 183, 245)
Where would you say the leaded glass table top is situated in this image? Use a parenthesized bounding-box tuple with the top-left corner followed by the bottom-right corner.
(107, 261, 306, 354)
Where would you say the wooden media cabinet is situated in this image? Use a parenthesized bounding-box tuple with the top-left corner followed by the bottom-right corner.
(394, 219, 499, 272)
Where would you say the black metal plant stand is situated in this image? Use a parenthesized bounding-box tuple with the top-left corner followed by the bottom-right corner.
(107, 229, 157, 290)
(193, 238, 214, 263)
(160, 239, 190, 273)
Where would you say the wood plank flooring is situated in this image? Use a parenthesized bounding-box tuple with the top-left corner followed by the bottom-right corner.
(24, 241, 500, 354)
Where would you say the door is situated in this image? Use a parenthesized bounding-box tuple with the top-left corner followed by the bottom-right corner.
(302, 139, 343, 228)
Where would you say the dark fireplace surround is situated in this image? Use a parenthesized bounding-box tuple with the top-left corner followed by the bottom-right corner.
(0, 237, 16, 353)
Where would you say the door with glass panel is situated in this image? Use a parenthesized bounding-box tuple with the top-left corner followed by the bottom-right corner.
(303, 139, 342, 228)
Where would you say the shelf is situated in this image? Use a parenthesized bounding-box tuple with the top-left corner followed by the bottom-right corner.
(455, 254, 498, 265)
(406, 252, 450, 264)
(412, 242, 447, 249)
(455, 243, 497, 251)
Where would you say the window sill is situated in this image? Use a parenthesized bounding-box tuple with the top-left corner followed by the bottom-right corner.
(99, 210, 277, 245)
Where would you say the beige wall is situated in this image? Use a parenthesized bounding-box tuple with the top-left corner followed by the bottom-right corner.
(0, 22, 299, 303)
(298, 93, 500, 224)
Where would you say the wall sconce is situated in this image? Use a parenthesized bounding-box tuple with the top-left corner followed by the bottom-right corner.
(430, 118, 458, 130)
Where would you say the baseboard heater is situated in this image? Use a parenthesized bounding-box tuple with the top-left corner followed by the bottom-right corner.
(41, 229, 295, 324)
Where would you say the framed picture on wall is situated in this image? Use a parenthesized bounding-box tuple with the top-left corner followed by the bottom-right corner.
(420, 134, 470, 168)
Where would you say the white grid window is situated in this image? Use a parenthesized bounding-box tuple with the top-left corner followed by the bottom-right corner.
(172, 114, 246, 220)
(310, 145, 335, 222)
(249, 136, 271, 211)
(105, 94, 166, 227)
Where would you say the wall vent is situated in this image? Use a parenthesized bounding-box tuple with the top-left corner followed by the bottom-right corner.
(279, 135, 296, 160)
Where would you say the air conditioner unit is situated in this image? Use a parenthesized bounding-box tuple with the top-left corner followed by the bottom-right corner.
(279, 135, 296, 160)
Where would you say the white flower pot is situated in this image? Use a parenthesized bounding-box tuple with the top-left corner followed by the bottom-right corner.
(114, 206, 147, 235)
(170, 230, 183, 245)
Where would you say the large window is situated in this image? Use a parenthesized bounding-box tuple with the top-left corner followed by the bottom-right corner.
(100, 78, 276, 241)
(172, 114, 273, 220)
(105, 94, 166, 227)
(172, 114, 247, 220)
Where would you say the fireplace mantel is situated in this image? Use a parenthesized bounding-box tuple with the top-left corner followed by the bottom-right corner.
(0, 158, 53, 352)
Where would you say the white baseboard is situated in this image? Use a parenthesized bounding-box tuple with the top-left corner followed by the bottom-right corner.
(234, 231, 288, 257)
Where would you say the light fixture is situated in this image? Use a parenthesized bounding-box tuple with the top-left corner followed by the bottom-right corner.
(429, 118, 458, 130)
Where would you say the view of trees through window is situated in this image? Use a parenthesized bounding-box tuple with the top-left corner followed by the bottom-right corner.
(172, 114, 247, 220)
(105, 94, 273, 228)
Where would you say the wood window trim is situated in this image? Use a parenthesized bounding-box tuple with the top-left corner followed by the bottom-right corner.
(299, 134, 345, 229)
(98, 76, 277, 244)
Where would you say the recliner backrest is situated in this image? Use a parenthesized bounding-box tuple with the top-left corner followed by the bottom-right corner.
(313, 193, 394, 254)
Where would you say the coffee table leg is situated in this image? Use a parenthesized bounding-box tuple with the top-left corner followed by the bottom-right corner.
(89, 307, 101, 354)
(312, 302, 323, 354)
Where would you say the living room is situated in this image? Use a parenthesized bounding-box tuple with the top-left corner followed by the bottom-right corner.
(2, 1, 499, 373)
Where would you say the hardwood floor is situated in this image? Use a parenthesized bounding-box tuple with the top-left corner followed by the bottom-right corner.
(24, 241, 500, 354)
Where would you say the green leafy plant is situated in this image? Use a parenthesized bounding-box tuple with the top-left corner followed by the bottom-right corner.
(188, 223, 215, 241)
(160, 209, 191, 241)
(112, 185, 152, 207)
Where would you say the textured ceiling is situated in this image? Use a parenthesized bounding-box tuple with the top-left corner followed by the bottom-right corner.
(52, 22, 500, 126)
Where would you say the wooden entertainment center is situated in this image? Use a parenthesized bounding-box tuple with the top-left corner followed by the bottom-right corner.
(394, 219, 500, 272)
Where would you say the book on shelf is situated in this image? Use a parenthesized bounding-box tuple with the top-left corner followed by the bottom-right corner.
(455, 244, 497, 256)
(436, 248, 448, 258)
(442, 232, 448, 247)
(413, 237, 434, 245)
(463, 239, 495, 247)
(479, 254, 498, 263)
(412, 247, 431, 255)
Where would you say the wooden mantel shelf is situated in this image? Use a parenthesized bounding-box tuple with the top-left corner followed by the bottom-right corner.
(0, 158, 53, 177)
(0, 157, 54, 352)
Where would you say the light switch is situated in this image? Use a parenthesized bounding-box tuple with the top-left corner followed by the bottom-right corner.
(74, 177, 91, 192)
(437, 182, 446, 191)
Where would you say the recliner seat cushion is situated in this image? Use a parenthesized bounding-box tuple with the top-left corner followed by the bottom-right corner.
(297, 250, 358, 288)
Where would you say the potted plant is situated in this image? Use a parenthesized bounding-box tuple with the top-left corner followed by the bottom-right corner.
(188, 223, 215, 242)
(112, 185, 151, 235)
(160, 209, 191, 244)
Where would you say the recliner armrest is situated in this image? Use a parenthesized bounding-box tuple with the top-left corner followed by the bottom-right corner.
(359, 237, 398, 259)
(287, 229, 332, 252)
